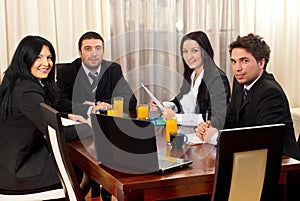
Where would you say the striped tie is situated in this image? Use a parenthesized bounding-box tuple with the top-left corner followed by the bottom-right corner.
(243, 88, 249, 101)
(88, 72, 98, 92)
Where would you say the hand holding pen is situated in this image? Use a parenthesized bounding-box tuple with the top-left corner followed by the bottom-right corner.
(196, 109, 210, 141)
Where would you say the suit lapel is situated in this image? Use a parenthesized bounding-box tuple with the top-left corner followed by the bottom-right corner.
(237, 71, 268, 123)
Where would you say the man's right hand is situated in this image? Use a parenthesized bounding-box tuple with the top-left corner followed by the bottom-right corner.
(91, 102, 112, 113)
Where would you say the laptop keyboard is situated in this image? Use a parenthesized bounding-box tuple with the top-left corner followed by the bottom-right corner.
(158, 159, 181, 168)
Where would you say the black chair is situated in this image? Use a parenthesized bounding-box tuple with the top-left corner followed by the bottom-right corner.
(211, 124, 285, 201)
(40, 103, 86, 201)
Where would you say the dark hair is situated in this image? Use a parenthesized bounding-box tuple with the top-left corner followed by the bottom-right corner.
(0, 35, 57, 119)
(78, 31, 104, 51)
(229, 33, 271, 69)
(180, 31, 215, 85)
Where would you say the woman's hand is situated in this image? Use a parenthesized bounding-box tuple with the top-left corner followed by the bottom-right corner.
(150, 99, 161, 111)
(196, 120, 211, 141)
(161, 108, 176, 120)
(68, 114, 88, 124)
(196, 120, 218, 144)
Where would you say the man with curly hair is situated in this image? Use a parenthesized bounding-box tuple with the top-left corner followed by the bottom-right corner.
(197, 33, 300, 160)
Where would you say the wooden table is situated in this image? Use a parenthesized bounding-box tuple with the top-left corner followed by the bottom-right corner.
(67, 127, 300, 201)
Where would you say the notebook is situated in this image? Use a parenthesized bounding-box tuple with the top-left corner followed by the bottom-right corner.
(91, 114, 193, 174)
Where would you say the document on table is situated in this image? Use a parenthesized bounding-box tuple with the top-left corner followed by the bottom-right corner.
(179, 126, 204, 145)
(185, 133, 204, 145)
(141, 82, 164, 110)
(61, 117, 82, 126)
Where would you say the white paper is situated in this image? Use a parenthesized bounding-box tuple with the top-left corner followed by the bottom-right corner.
(179, 126, 204, 145)
(175, 113, 203, 127)
(185, 133, 204, 145)
(141, 82, 164, 110)
(61, 117, 82, 126)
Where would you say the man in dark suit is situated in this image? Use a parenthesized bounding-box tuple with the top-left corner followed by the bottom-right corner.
(56, 31, 137, 119)
(197, 33, 300, 160)
(56, 31, 137, 200)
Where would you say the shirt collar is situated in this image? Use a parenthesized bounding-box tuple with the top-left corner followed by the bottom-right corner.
(81, 62, 101, 77)
(244, 73, 262, 91)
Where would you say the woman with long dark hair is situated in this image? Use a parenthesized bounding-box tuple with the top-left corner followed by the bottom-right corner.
(151, 31, 230, 129)
(0, 35, 86, 193)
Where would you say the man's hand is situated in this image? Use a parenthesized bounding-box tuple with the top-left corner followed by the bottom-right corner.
(91, 102, 112, 113)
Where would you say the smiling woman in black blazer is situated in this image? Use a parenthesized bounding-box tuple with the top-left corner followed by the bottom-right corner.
(0, 36, 85, 193)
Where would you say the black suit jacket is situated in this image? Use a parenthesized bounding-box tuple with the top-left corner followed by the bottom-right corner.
(56, 58, 137, 117)
(0, 79, 61, 191)
(172, 67, 231, 130)
(225, 71, 300, 160)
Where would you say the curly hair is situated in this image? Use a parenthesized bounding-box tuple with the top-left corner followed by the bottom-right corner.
(229, 33, 271, 69)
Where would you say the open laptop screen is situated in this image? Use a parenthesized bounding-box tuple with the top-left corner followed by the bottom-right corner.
(91, 114, 160, 174)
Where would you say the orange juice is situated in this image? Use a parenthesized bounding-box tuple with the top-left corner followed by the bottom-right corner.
(107, 108, 115, 116)
(137, 104, 149, 120)
(113, 97, 123, 117)
(165, 118, 178, 143)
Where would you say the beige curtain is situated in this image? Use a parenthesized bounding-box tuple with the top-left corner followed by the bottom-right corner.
(0, 0, 110, 66)
(109, 0, 239, 103)
(240, 0, 300, 107)
(2, 0, 298, 107)
(0, 0, 238, 104)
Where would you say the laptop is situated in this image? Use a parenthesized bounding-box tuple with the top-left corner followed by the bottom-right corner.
(91, 114, 193, 174)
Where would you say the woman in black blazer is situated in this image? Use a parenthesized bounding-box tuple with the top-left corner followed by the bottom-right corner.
(151, 31, 231, 129)
(0, 36, 85, 193)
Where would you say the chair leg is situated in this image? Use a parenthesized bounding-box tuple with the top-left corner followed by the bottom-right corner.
(91, 179, 101, 197)
(101, 186, 112, 201)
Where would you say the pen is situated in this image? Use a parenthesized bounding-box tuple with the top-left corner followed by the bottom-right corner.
(205, 109, 208, 122)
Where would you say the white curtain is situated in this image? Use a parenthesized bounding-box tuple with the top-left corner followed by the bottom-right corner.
(240, 0, 300, 107)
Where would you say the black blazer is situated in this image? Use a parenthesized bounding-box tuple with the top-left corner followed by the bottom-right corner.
(0, 80, 61, 191)
(56, 58, 137, 117)
(172, 67, 231, 130)
(225, 71, 300, 160)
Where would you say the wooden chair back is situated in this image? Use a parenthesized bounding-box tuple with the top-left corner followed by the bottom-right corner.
(40, 103, 85, 201)
(211, 124, 285, 201)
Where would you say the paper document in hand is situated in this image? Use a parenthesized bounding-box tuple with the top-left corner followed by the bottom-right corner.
(141, 82, 164, 110)
(176, 113, 204, 127)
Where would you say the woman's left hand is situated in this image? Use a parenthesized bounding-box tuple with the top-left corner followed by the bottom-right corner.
(68, 114, 88, 124)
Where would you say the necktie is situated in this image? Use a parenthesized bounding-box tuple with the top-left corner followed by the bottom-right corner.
(243, 88, 249, 101)
(88, 72, 98, 91)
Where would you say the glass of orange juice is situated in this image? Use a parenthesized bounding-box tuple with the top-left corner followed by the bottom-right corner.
(165, 117, 178, 143)
(107, 104, 115, 116)
(137, 104, 149, 120)
(113, 96, 124, 117)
